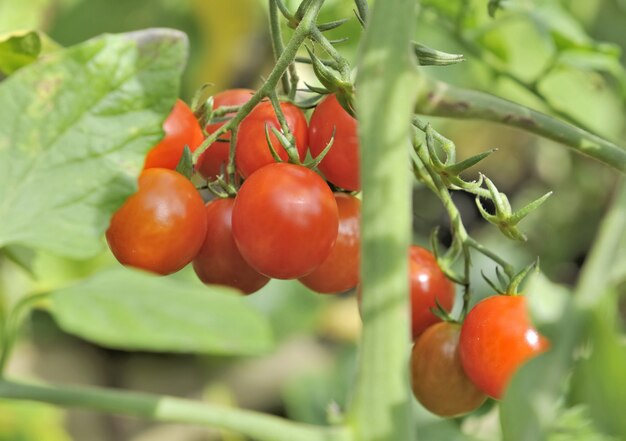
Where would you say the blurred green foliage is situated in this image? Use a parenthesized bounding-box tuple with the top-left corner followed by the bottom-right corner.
(0, 0, 625, 440)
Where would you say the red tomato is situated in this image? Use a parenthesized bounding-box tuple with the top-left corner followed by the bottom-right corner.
(196, 89, 254, 180)
(192, 198, 269, 294)
(411, 322, 487, 417)
(459, 295, 550, 399)
(106, 168, 207, 275)
(235, 101, 308, 179)
(299, 193, 360, 293)
(232, 163, 338, 279)
(410, 246, 455, 340)
(308, 94, 359, 191)
(144, 99, 204, 170)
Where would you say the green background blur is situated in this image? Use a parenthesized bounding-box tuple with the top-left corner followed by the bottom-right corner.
(0, 0, 624, 440)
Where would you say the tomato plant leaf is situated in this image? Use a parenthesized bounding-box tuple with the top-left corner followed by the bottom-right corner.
(0, 31, 42, 75)
(48, 267, 274, 355)
(0, 29, 186, 259)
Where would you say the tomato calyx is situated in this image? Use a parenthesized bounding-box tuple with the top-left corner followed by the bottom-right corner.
(482, 258, 540, 296)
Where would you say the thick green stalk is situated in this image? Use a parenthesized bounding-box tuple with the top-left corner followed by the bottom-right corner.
(348, 1, 418, 441)
(0, 379, 350, 441)
(415, 79, 626, 173)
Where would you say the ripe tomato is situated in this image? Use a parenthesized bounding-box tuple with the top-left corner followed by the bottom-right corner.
(410, 246, 455, 340)
(459, 295, 550, 399)
(410, 322, 487, 417)
(144, 99, 204, 170)
(192, 198, 269, 294)
(308, 94, 359, 191)
(235, 101, 308, 179)
(299, 193, 360, 294)
(106, 168, 207, 275)
(196, 89, 254, 180)
(232, 163, 338, 279)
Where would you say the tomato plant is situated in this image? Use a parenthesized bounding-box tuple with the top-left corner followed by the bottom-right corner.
(308, 94, 360, 191)
(231, 162, 338, 279)
(143, 99, 204, 170)
(459, 295, 550, 399)
(235, 101, 308, 178)
(410, 322, 486, 417)
(192, 198, 269, 295)
(106, 168, 207, 275)
(299, 193, 360, 294)
(196, 89, 254, 180)
(409, 246, 455, 340)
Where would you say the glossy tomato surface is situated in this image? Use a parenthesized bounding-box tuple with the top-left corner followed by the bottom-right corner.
(459, 295, 550, 399)
(299, 193, 360, 293)
(193, 198, 269, 294)
(410, 246, 455, 339)
(144, 99, 204, 170)
(308, 94, 359, 191)
(235, 101, 308, 178)
(232, 163, 338, 279)
(411, 322, 487, 417)
(196, 89, 254, 180)
(106, 168, 207, 275)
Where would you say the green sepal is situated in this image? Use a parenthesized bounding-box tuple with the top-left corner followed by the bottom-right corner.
(318, 18, 350, 32)
(175, 146, 195, 179)
(414, 42, 464, 67)
(507, 258, 540, 295)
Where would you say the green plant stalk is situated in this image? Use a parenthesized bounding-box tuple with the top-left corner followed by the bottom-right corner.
(0, 292, 49, 373)
(415, 79, 626, 173)
(348, 0, 417, 440)
(0, 378, 351, 441)
(575, 178, 626, 308)
(192, 0, 325, 164)
(269, 0, 292, 95)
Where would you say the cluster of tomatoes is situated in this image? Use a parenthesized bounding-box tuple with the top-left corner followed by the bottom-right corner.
(106, 90, 361, 295)
(105, 90, 548, 418)
(410, 290, 549, 417)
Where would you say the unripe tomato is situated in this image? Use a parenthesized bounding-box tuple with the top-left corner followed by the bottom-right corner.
(410, 246, 455, 339)
(106, 168, 207, 275)
(235, 101, 308, 178)
(232, 163, 338, 279)
(299, 193, 360, 293)
(144, 99, 204, 170)
(193, 198, 269, 294)
(410, 322, 487, 417)
(196, 89, 254, 180)
(308, 94, 359, 191)
(459, 295, 550, 399)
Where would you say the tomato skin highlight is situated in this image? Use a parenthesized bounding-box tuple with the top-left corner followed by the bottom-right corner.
(410, 322, 487, 417)
(235, 101, 308, 179)
(299, 193, 360, 294)
(144, 99, 204, 170)
(459, 295, 550, 399)
(196, 89, 254, 180)
(232, 163, 339, 279)
(410, 246, 455, 340)
(192, 198, 269, 295)
(106, 168, 207, 275)
(308, 94, 359, 191)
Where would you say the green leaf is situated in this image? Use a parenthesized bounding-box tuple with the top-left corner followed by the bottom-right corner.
(48, 267, 274, 355)
(0, 29, 187, 259)
(0, 31, 41, 75)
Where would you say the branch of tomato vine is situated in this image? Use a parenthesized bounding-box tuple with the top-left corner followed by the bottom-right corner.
(191, 0, 326, 165)
(414, 78, 626, 173)
(433, 4, 604, 137)
(0, 378, 352, 441)
(0, 292, 49, 373)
